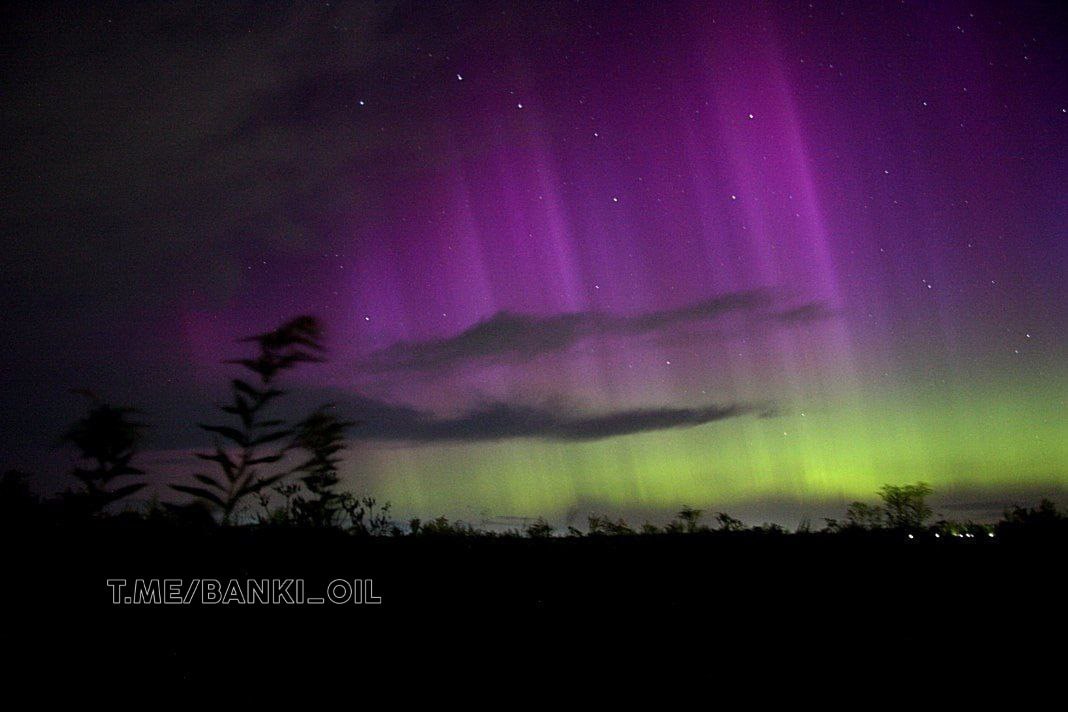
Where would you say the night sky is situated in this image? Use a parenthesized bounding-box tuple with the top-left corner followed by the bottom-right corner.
(2, 1, 1065, 525)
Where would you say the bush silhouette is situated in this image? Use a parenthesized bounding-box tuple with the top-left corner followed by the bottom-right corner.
(714, 512, 745, 532)
(0, 470, 40, 526)
(339, 495, 396, 535)
(587, 514, 634, 536)
(525, 517, 553, 538)
(416, 516, 481, 536)
(62, 394, 149, 513)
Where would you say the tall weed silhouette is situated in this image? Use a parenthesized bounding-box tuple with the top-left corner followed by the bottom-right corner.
(171, 316, 323, 522)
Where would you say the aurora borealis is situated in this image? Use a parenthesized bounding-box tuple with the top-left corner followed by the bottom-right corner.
(2, 1, 1065, 525)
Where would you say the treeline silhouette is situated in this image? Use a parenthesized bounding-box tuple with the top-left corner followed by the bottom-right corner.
(4, 462, 1063, 541)
(2, 315, 1063, 542)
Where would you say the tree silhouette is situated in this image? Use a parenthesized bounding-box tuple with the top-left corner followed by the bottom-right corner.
(62, 394, 148, 513)
(845, 501, 885, 530)
(877, 482, 933, 530)
(998, 498, 1065, 538)
(676, 505, 703, 533)
(170, 316, 323, 522)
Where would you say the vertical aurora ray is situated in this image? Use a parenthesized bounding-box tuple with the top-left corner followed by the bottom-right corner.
(323, 3, 1066, 523)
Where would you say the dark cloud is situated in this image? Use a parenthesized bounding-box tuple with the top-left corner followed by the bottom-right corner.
(338, 395, 761, 443)
(775, 303, 838, 324)
(0, 1, 504, 458)
(362, 289, 831, 373)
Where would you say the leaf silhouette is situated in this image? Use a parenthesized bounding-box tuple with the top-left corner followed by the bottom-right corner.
(251, 429, 292, 446)
(195, 447, 236, 477)
(107, 483, 146, 501)
(170, 484, 226, 508)
(193, 473, 226, 490)
(246, 452, 286, 465)
(199, 425, 249, 448)
(237, 472, 287, 498)
(231, 379, 263, 399)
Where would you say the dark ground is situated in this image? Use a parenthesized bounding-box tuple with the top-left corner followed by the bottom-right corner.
(5, 522, 1064, 686)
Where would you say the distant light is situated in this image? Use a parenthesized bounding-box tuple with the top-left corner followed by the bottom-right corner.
(934, 533, 940, 538)
(517, 103, 523, 109)
(747, 113, 754, 120)
(907, 534, 914, 539)
(457, 73, 463, 81)
(988, 532, 995, 538)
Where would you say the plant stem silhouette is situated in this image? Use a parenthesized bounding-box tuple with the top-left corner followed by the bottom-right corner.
(170, 316, 323, 523)
(339, 495, 395, 535)
(288, 406, 355, 527)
